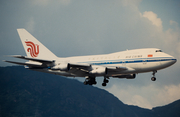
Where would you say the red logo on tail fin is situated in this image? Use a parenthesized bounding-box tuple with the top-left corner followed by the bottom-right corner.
(25, 41, 39, 58)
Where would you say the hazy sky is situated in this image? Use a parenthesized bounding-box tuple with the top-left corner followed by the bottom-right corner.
(0, 0, 180, 109)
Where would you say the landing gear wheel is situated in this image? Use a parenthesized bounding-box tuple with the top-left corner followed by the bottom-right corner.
(104, 79, 109, 83)
(151, 77, 156, 81)
(88, 82, 93, 85)
(83, 77, 97, 85)
(93, 81, 97, 85)
(102, 83, 107, 86)
(83, 81, 88, 85)
(102, 77, 109, 86)
(151, 71, 157, 81)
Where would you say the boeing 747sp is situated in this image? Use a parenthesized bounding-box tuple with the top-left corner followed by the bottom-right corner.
(5, 29, 177, 86)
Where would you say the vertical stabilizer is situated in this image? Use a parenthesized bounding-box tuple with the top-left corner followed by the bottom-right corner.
(17, 29, 57, 60)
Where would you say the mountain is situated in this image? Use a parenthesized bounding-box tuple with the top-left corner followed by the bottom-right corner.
(152, 99, 180, 117)
(0, 66, 179, 117)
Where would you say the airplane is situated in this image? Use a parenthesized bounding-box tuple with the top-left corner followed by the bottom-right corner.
(4, 29, 177, 86)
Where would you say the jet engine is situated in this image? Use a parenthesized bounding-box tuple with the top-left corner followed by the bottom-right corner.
(113, 74, 136, 79)
(51, 63, 70, 71)
(89, 67, 108, 76)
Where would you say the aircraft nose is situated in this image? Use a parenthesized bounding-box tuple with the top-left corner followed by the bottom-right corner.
(166, 53, 177, 65)
(170, 56, 177, 65)
(172, 58, 177, 64)
(160, 57, 177, 69)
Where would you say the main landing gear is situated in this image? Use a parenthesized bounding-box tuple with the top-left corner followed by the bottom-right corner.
(151, 71, 157, 81)
(102, 77, 109, 86)
(84, 76, 97, 85)
(83, 76, 109, 86)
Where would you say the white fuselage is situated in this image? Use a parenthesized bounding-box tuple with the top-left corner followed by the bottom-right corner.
(43, 48, 176, 77)
(5, 29, 177, 86)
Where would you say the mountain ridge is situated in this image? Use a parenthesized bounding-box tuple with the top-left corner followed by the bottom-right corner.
(0, 66, 179, 117)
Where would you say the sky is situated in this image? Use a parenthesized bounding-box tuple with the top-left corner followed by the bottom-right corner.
(0, 0, 180, 109)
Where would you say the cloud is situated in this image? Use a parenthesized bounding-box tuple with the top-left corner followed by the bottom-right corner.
(127, 95, 152, 108)
(157, 84, 180, 104)
(106, 84, 153, 109)
(140, 11, 180, 61)
(170, 20, 178, 27)
(142, 11, 163, 30)
(107, 83, 180, 109)
(161, 20, 180, 60)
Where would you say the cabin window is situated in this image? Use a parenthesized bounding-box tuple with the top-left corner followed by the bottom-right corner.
(156, 50, 162, 52)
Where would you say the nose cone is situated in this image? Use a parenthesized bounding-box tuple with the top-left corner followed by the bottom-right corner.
(171, 58, 177, 65)
(165, 53, 177, 65)
(159, 52, 177, 69)
(167, 55, 177, 67)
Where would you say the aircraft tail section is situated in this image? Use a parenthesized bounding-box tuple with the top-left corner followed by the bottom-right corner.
(17, 29, 57, 60)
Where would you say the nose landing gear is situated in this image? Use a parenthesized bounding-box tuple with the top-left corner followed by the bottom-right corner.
(151, 71, 157, 81)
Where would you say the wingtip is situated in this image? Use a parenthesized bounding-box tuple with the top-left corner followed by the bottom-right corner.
(11, 55, 25, 58)
(3, 60, 11, 63)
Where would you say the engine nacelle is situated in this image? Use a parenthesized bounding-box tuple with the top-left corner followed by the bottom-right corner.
(89, 67, 107, 76)
(113, 74, 136, 79)
(51, 63, 70, 71)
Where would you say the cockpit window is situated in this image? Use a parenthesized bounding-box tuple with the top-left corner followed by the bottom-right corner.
(156, 50, 162, 52)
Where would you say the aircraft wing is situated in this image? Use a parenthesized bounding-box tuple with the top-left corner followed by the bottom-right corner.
(66, 62, 130, 76)
(105, 66, 129, 75)
(69, 63, 91, 71)
(68, 63, 128, 71)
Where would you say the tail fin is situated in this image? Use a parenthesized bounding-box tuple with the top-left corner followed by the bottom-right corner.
(17, 29, 57, 60)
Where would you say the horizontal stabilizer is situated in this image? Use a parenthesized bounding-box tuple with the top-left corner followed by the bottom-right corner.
(12, 55, 54, 63)
(4, 60, 42, 67)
